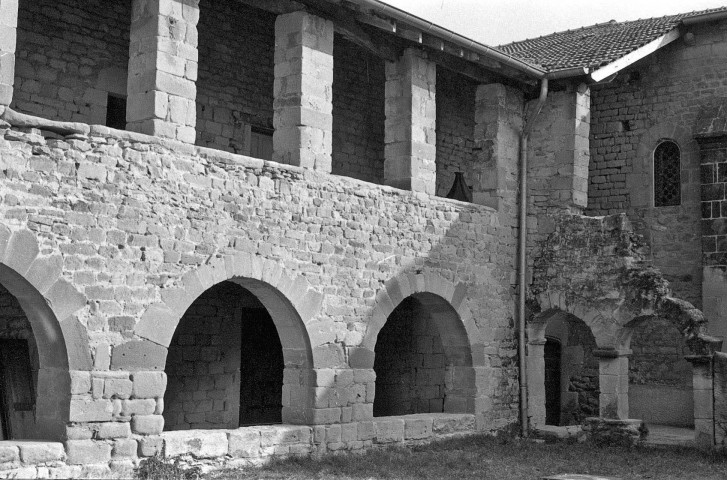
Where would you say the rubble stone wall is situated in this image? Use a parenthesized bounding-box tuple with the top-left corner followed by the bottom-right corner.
(12, 0, 131, 124)
(195, 1, 275, 154)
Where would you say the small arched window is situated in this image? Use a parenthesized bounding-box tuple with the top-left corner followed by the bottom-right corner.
(653, 140, 681, 207)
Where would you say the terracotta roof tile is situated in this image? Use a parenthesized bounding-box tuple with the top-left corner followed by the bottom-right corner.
(498, 7, 727, 72)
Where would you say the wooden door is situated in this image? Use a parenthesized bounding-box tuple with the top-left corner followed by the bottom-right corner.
(0, 339, 35, 439)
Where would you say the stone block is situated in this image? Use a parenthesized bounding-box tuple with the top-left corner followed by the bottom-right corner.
(163, 430, 228, 458)
(138, 436, 163, 457)
(121, 398, 157, 417)
(131, 415, 164, 435)
(374, 418, 405, 443)
(69, 398, 114, 422)
(404, 416, 433, 440)
(0, 444, 19, 464)
(65, 440, 112, 465)
(110, 341, 167, 371)
(131, 371, 168, 398)
(341, 423, 357, 443)
(112, 439, 138, 458)
(260, 425, 311, 446)
(70, 371, 91, 395)
(104, 378, 133, 399)
(228, 428, 261, 458)
(97, 422, 131, 439)
(17, 442, 64, 464)
(357, 421, 375, 441)
(66, 426, 94, 440)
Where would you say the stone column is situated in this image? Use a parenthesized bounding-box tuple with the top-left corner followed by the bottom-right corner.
(473, 83, 523, 212)
(273, 11, 333, 172)
(0, 0, 18, 106)
(526, 338, 547, 427)
(384, 48, 436, 195)
(595, 348, 630, 419)
(687, 355, 716, 447)
(528, 84, 590, 212)
(127, 0, 199, 143)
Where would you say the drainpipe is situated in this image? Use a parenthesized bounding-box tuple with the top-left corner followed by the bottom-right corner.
(518, 77, 548, 437)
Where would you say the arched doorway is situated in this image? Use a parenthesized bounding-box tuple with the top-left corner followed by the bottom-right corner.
(0, 262, 75, 441)
(529, 311, 600, 427)
(163, 281, 286, 430)
(373, 292, 474, 417)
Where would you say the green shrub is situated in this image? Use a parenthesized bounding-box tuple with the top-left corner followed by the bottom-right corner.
(135, 455, 202, 480)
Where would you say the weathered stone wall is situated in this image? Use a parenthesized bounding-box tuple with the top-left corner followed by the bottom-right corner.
(629, 317, 692, 388)
(0, 118, 518, 473)
(373, 297, 446, 416)
(331, 36, 385, 184)
(195, 1, 275, 155)
(435, 69, 476, 198)
(585, 21, 727, 308)
(12, 0, 130, 124)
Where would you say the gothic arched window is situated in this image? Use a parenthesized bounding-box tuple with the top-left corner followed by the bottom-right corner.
(653, 140, 681, 207)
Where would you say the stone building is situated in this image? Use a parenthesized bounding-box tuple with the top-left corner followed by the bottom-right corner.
(0, 0, 725, 476)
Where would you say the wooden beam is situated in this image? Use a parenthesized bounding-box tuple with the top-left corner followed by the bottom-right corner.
(297, 0, 400, 61)
(233, 0, 305, 15)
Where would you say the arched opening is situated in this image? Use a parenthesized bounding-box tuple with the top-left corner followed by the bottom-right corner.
(530, 311, 600, 427)
(627, 316, 693, 427)
(163, 281, 286, 430)
(373, 293, 473, 417)
(0, 264, 71, 441)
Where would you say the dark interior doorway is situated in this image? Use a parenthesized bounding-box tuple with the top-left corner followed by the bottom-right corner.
(544, 337, 561, 426)
(239, 307, 283, 426)
(0, 339, 34, 439)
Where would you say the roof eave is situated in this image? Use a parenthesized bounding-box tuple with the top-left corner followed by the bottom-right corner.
(589, 28, 681, 82)
(344, 0, 547, 79)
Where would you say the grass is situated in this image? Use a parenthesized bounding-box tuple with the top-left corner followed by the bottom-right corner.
(202, 434, 727, 480)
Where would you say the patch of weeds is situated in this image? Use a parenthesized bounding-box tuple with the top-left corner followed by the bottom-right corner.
(135, 455, 202, 480)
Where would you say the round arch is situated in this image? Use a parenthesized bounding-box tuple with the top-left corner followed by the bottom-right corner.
(132, 253, 322, 423)
(359, 272, 486, 415)
(0, 225, 91, 440)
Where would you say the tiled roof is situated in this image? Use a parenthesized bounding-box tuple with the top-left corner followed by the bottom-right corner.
(498, 7, 727, 72)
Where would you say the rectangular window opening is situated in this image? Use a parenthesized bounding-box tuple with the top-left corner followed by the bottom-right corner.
(106, 94, 127, 131)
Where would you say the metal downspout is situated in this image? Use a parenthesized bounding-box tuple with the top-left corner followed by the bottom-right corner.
(518, 78, 548, 437)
